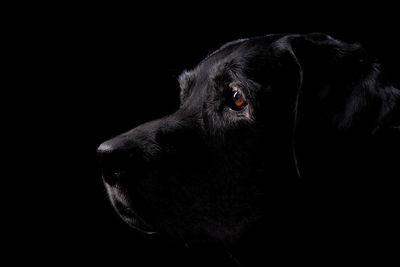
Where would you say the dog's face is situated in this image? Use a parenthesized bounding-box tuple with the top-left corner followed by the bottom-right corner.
(97, 33, 399, 248)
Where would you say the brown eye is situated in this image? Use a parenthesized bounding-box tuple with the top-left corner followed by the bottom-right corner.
(232, 90, 246, 108)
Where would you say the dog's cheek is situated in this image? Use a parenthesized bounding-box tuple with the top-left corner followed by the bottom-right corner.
(122, 167, 261, 243)
(114, 130, 271, 244)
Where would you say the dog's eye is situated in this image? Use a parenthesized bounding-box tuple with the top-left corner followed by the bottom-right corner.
(232, 90, 246, 109)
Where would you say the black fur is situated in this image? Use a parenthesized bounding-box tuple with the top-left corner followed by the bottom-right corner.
(97, 33, 400, 265)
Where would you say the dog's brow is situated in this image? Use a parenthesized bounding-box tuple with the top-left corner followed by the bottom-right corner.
(178, 71, 192, 90)
(178, 70, 195, 102)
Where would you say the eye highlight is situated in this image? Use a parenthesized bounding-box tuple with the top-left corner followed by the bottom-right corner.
(231, 89, 247, 110)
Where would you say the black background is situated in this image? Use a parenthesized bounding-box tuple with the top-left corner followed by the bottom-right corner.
(13, 5, 399, 265)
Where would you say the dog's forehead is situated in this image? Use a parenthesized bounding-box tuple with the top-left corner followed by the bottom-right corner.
(178, 44, 246, 91)
(203, 33, 285, 65)
(179, 34, 285, 84)
(178, 34, 289, 104)
(179, 39, 248, 83)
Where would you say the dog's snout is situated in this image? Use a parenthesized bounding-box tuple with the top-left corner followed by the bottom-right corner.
(97, 141, 114, 160)
(98, 114, 195, 186)
(97, 139, 138, 185)
(97, 141, 118, 185)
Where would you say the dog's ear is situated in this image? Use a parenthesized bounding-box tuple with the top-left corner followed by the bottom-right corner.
(279, 33, 400, 179)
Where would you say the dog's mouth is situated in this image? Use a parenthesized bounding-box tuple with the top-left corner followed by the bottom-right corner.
(115, 200, 157, 235)
(109, 192, 158, 235)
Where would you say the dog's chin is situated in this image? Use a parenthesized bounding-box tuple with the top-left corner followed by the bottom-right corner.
(116, 207, 157, 235)
(107, 188, 157, 235)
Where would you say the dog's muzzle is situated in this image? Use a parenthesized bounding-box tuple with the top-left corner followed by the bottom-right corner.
(97, 137, 157, 234)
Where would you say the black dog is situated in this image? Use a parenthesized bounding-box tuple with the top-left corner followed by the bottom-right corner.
(97, 33, 399, 265)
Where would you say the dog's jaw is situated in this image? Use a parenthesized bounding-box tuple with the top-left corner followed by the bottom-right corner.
(105, 183, 157, 235)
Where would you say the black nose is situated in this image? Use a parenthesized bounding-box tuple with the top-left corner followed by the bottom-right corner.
(97, 138, 136, 186)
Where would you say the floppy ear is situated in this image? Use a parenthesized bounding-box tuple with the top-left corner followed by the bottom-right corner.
(283, 33, 400, 179)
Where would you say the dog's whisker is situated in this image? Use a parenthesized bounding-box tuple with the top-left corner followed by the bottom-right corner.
(224, 249, 244, 267)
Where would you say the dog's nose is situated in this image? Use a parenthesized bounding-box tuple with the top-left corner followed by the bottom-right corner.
(97, 139, 134, 186)
(97, 115, 191, 186)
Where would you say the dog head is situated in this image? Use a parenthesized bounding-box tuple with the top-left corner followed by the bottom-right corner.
(97, 33, 399, 248)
